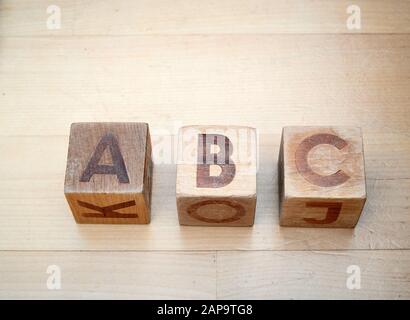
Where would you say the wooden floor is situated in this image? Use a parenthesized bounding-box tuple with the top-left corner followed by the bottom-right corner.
(1, 0, 410, 299)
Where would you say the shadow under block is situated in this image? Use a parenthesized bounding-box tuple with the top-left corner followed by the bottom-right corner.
(278, 126, 366, 228)
(176, 125, 257, 226)
(64, 122, 153, 224)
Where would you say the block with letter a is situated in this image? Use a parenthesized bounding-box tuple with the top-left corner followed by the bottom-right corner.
(64, 122, 153, 224)
(278, 126, 366, 228)
(176, 125, 257, 226)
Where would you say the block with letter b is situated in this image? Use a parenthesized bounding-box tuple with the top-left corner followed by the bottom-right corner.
(278, 126, 366, 228)
(176, 125, 257, 226)
(64, 122, 153, 224)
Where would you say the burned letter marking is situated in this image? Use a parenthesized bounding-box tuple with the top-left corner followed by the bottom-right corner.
(80, 133, 130, 183)
(295, 133, 350, 187)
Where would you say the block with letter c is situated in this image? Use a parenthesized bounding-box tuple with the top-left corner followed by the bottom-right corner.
(278, 126, 366, 228)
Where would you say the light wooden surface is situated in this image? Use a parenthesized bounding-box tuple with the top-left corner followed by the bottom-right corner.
(0, 0, 409, 299)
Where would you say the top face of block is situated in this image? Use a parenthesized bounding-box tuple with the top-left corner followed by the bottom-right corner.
(64, 122, 149, 194)
(282, 126, 366, 199)
(176, 125, 257, 197)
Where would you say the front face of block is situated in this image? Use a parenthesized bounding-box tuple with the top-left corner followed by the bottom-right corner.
(176, 125, 257, 226)
(64, 122, 152, 224)
(279, 126, 366, 228)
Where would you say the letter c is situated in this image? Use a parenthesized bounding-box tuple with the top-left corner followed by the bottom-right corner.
(295, 133, 350, 187)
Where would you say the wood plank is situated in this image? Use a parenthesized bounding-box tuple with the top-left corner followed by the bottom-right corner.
(0, 134, 409, 250)
(1, 0, 410, 36)
(1, 35, 409, 137)
(0, 251, 216, 299)
(217, 250, 410, 299)
(1, 250, 409, 299)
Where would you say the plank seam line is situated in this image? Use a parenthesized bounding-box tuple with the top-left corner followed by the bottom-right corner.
(1, 33, 410, 39)
(0, 248, 409, 253)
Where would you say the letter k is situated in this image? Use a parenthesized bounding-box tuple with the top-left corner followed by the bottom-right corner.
(77, 200, 138, 218)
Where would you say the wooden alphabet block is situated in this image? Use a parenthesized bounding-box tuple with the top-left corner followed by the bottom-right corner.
(278, 126, 366, 228)
(64, 122, 153, 224)
(176, 125, 257, 226)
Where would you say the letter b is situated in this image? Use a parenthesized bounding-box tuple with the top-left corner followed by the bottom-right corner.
(196, 133, 236, 188)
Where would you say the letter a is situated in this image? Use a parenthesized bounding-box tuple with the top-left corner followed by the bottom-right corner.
(80, 133, 130, 183)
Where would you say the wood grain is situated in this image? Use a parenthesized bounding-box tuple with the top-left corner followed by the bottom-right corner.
(0, 251, 216, 299)
(0, 133, 409, 250)
(1, 0, 410, 36)
(1, 250, 409, 299)
(1, 35, 409, 137)
(0, 0, 409, 299)
(217, 250, 410, 299)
